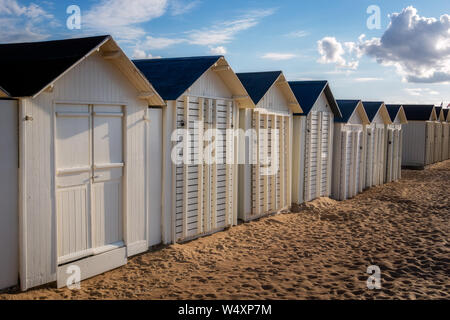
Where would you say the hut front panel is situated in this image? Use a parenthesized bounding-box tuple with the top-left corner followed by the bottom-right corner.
(402, 122, 427, 167)
(442, 123, 449, 160)
(20, 52, 149, 289)
(434, 122, 443, 163)
(0, 100, 19, 290)
(174, 96, 236, 242)
(249, 112, 290, 219)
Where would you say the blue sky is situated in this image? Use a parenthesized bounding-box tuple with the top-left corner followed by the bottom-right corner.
(1, 0, 449, 105)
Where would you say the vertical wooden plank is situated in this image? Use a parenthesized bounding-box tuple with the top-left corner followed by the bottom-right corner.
(255, 111, 261, 215)
(263, 114, 269, 213)
(197, 98, 204, 234)
(287, 116, 292, 206)
(171, 102, 177, 243)
(326, 113, 333, 196)
(204, 99, 212, 232)
(211, 99, 218, 230)
(279, 115, 285, 207)
(305, 114, 312, 202)
(316, 112, 323, 198)
(182, 96, 189, 239)
(232, 102, 239, 226)
(351, 131, 358, 197)
(225, 101, 232, 225)
(340, 131, 348, 201)
(270, 114, 277, 211)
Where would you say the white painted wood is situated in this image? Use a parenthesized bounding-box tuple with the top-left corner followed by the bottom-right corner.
(148, 108, 162, 247)
(402, 121, 428, 168)
(19, 51, 151, 290)
(0, 100, 19, 290)
(57, 246, 126, 288)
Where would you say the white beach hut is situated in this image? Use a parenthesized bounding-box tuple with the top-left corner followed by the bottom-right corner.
(434, 106, 444, 163)
(134, 56, 253, 244)
(362, 102, 392, 188)
(385, 105, 408, 182)
(442, 109, 449, 160)
(0, 36, 165, 290)
(401, 105, 437, 169)
(332, 100, 370, 200)
(235, 71, 302, 221)
(289, 81, 342, 203)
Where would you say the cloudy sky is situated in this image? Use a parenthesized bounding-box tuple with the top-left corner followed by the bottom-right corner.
(1, 0, 449, 105)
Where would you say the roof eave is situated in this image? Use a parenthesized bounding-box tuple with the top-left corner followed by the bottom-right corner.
(323, 83, 342, 117)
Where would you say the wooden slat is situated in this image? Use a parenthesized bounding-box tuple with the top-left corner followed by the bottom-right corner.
(316, 112, 323, 198)
(351, 131, 358, 197)
(204, 99, 212, 232)
(211, 99, 218, 230)
(305, 114, 312, 201)
(232, 102, 239, 226)
(287, 116, 292, 206)
(263, 114, 269, 213)
(280, 115, 285, 207)
(255, 111, 261, 215)
(197, 98, 204, 234)
(270, 114, 277, 211)
(225, 101, 232, 225)
(326, 113, 333, 195)
(182, 96, 190, 239)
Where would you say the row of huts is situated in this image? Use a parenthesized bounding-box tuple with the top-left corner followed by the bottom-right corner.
(0, 35, 448, 291)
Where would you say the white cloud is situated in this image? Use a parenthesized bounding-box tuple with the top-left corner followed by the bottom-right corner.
(141, 35, 186, 49)
(185, 9, 275, 45)
(317, 36, 358, 69)
(262, 53, 297, 60)
(0, 0, 55, 42)
(405, 88, 440, 96)
(285, 30, 309, 38)
(359, 6, 450, 83)
(83, 0, 168, 40)
(320, 7, 450, 83)
(170, 0, 200, 16)
(353, 77, 382, 82)
(209, 46, 227, 55)
(132, 49, 161, 59)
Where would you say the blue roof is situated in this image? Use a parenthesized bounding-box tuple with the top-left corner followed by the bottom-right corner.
(385, 104, 401, 122)
(236, 71, 282, 105)
(435, 106, 442, 117)
(335, 100, 360, 123)
(362, 101, 384, 122)
(289, 80, 341, 117)
(133, 56, 222, 100)
(402, 105, 435, 121)
(444, 109, 449, 119)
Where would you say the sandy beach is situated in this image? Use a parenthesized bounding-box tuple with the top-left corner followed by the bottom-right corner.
(2, 160, 449, 300)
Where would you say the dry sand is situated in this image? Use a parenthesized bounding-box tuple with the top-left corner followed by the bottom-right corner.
(2, 160, 449, 300)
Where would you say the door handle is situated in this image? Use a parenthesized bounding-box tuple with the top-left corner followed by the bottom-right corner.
(93, 175, 102, 179)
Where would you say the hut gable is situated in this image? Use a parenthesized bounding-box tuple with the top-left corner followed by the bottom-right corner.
(402, 105, 437, 121)
(362, 101, 392, 125)
(236, 71, 301, 113)
(0, 35, 163, 105)
(289, 80, 341, 117)
(336, 100, 369, 125)
(134, 56, 252, 107)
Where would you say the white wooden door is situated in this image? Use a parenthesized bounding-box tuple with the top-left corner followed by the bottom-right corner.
(148, 108, 162, 246)
(320, 113, 331, 197)
(386, 129, 394, 183)
(365, 127, 374, 188)
(0, 100, 18, 290)
(174, 96, 235, 242)
(56, 104, 123, 264)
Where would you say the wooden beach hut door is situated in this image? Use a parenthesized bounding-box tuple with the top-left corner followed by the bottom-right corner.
(386, 129, 394, 183)
(365, 127, 375, 188)
(426, 122, 434, 165)
(174, 97, 235, 242)
(55, 104, 124, 265)
(0, 100, 18, 290)
(304, 111, 332, 201)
